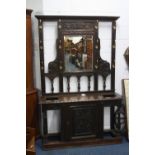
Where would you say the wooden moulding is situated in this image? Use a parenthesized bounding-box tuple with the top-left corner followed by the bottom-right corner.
(26, 9, 33, 16)
(35, 15, 120, 21)
(42, 136, 122, 150)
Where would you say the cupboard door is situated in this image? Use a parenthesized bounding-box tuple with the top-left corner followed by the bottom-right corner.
(70, 104, 97, 139)
(61, 103, 103, 141)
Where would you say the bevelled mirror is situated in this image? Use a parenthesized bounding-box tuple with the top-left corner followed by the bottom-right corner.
(56, 19, 99, 74)
(64, 35, 93, 72)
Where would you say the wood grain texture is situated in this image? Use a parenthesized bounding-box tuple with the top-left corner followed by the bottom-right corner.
(26, 11, 33, 92)
(26, 9, 37, 155)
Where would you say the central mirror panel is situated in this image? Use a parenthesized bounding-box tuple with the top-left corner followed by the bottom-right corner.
(64, 35, 93, 72)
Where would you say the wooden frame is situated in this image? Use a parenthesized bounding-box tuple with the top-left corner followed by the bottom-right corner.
(35, 15, 123, 149)
(122, 79, 129, 140)
(35, 15, 119, 95)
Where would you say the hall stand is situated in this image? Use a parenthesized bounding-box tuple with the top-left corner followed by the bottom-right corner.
(35, 14, 124, 149)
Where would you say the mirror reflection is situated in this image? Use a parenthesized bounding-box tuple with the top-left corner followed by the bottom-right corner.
(64, 35, 93, 72)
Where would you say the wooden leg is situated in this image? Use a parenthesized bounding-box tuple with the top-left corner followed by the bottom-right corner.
(110, 106, 114, 130)
(42, 109, 48, 144)
(117, 105, 121, 131)
(96, 103, 103, 138)
(43, 110, 47, 135)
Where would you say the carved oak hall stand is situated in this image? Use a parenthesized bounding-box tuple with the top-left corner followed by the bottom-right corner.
(35, 15, 123, 149)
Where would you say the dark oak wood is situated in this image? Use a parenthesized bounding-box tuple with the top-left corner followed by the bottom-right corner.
(39, 18, 112, 95)
(39, 92, 122, 148)
(42, 136, 122, 149)
(38, 19, 46, 94)
(110, 106, 115, 130)
(36, 15, 122, 149)
(111, 21, 116, 91)
(35, 15, 119, 21)
(40, 92, 122, 105)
